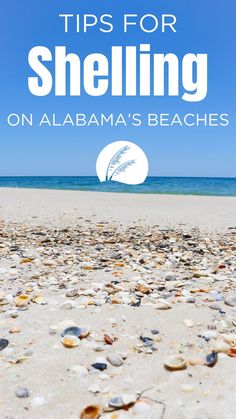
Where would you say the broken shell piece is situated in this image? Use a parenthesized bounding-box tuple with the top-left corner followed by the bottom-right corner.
(9, 327, 21, 334)
(221, 334, 236, 346)
(227, 348, 236, 357)
(91, 362, 107, 371)
(15, 295, 30, 307)
(136, 284, 150, 294)
(20, 258, 33, 264)
(61, 335, 80, 348)
(80, 327, 90, 338)
(15, 387, 30, 398)
(0, 338, 9, 351)
(180, 384, 195, 393)
(32, 296, 47, 305)
(49, 325, 58, 335)
(108, 394, 137, 408)
(88, 383, 100, 394)
(164, 355, 187, 371)
(80, 405, 101, 419)
(201, 330, 218, 340)
(8, 356, 29, 364)
(139, 336, 153, 347)
(189, 357, 204, 366)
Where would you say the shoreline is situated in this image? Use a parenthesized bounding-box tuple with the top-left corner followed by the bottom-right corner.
(1, 185, 236, 198)
(0, 175, 235, 198)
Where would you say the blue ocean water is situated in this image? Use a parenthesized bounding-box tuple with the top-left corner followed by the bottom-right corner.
(0, 176, 236, 196)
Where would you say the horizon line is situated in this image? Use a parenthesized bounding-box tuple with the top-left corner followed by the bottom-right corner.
(0, 175, 235, 180)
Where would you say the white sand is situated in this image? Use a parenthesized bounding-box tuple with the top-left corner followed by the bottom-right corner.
(0, 188, 236, 419)
(0, 188, 236, 230)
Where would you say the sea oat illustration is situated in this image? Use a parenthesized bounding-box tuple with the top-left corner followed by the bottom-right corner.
(110, 159, 136, 181)
(106, 145, 130, 181)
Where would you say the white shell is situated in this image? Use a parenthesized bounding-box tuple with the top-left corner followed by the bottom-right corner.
(164, 355, 187, 370)
(156, 299, 172, 310)
(133, 400, 151, 414)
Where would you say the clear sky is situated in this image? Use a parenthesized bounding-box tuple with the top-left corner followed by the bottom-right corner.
(1, 0, 236, 177)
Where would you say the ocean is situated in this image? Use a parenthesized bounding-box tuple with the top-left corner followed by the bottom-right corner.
(0, 176, 235, 196)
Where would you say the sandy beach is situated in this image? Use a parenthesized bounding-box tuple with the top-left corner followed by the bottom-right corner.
(0, 188, 236, 229)
(0, 188, 236, 419)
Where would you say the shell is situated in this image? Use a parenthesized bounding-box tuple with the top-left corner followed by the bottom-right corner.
(133, 399, 151, 414)
(224, 295, 236, 307)
(65, 288, 78, 298)
(164, 355, 187, 371)
(61, 327, 82, 338)
(80, 327, 90, 338)
(15, 387, 30, 398)
(20, 258, 33, 264)
(70, 365, 88, 377)
(118, 394, 137, 405)
(15, 295, 30, 307)
(136, 284, 150, 294)
(189, 357, 204, 366)
(61, 335, 80, 348)
(180, 384, 195, 393)
(183, 319, 194, 328)
(58, 320, 76, 330)
(227, 348, 236, 357)
(61, 326, 90, 339)
(156, 299, 172, 310)
(108, 394, 137, 408)
(222, 334, 236, 346)
(104, 333, 114, 345)
(213, 340, 229, 353)
(49, 325, 58, 335)
(106, 353, 123, 367)
(31, 395, 46, 407)
(80, 404, 101, 419)
(88, 383, 100, 394)
(205, 351, 218, 367)
(139, 336, 153, 347)
(32, 296, 47, 305)
(0, 338, 9, 351)
(9, 327, 21, 334)
(91, 362, 107, 371)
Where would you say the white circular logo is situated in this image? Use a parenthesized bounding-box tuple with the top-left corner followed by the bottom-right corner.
(96, 141, 149, 185)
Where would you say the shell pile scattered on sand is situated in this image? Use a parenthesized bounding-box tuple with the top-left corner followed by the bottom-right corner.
(0, 220, 236, 418)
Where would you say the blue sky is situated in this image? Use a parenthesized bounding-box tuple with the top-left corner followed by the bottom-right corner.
(1, 0, 236, 177)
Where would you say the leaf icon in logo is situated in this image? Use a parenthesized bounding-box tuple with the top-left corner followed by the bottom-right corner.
(110, 160, 136, 181)
(96, 141, 148, 185)
(106, 146, 130, 181)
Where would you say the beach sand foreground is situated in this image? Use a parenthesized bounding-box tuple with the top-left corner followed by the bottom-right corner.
(0, 188, 236, 418)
